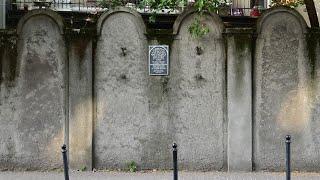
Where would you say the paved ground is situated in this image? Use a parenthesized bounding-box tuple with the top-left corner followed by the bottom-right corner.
(1, 171, 320, 180)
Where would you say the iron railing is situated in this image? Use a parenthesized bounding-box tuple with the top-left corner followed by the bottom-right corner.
(5, 0, 267, 15)
(8, 0, 105, 13)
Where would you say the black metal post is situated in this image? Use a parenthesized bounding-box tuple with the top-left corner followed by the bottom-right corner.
(62, 144, 69, 180)
(285, 135, 291, 180)
(172, 143, 178, 180)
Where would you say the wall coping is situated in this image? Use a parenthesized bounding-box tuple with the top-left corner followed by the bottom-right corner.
(17, 9, 65, 35)
(224, 28, 255, 34)
(96, 7, 147, 38)
(172, 7, 224, 35)
(256, 6, 308, 35)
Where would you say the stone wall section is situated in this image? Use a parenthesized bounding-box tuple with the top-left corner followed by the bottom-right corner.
(170, 9, 226, 170)
(2, 6, 320, 172)
(68, 38, 93, 170)
(254, 7, 317, 171)
(1, 10, 66, 169)
(94, 8, 151, 169)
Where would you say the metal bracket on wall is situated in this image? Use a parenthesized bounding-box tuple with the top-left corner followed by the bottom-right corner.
(196, 46, 203, 55)
(121, 47, 127, 56)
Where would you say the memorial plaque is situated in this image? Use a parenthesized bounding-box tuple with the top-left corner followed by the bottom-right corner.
(149, 45, 169, 75)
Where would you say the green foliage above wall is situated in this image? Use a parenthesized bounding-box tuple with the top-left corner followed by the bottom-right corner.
(97, 0, 228, 38)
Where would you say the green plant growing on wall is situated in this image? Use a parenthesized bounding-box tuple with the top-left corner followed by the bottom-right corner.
(127, 161, 137, 172)
(188, 16, 210, 38)
(80, 165, 87, 171)
(187, 0, 222, 38)
(97, 0, 227, 38)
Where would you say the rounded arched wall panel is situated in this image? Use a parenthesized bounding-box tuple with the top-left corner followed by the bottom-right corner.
(254, 7, 317, 171)
(170, 10, 226, 170)
(12, 10, 66, 169)
(94, 8, 151, 169)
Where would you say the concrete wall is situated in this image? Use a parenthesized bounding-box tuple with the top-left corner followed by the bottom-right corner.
(2, 6, 320, 172)
(171, 10, 226, 170)
(0, 32, 18, 170)
(254, 7, 317, 171)
(94, 8, 152, 169)
(0, 0, 5, 29)
(0, 10, 94, 171)
(226, 28, 253, 172)
(0, 10, 66, 170)
(68, 38, 93, 171)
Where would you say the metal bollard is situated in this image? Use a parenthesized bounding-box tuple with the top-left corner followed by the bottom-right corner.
(172, 143, 178, 180)
(285, 135, 291, 180)
(62, 144, 70, 180)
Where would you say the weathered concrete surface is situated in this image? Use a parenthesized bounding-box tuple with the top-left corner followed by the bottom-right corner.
(69, 39, 93, 170)
(170, 10, 226, 170)
(138, 39, 175, 169)
(0, 0, 5, 29)
(0, 10, 66, 169)
(3, 6, 320, 172)
(316, 2, 320, 22)
(95, 8, 153, 169)
(0, 0, 6, 29)
(226, 29, 253, 172)
(254, 7, 317, 171)
(2, 171, 320, 180)
(0, 36, 18, 170)
(309, 31, 320, 172)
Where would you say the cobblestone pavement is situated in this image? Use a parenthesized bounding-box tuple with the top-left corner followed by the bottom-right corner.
(1, 171, 320, 180)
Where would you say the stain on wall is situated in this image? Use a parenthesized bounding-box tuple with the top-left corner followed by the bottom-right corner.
(68, 38, 93, 170)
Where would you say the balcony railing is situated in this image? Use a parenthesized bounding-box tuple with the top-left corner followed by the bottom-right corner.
(8, 0, 105, 13)
(5, 0, 268, 14)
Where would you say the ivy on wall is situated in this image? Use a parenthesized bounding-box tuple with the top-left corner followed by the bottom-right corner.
(188, 0, 221, 38)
